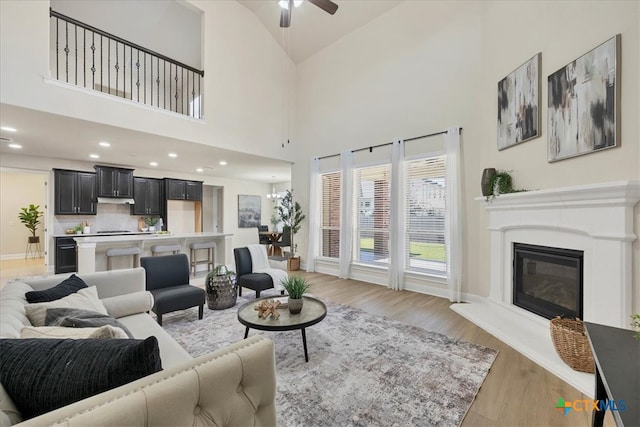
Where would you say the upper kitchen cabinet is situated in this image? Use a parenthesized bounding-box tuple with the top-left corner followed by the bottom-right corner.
(165, 179, 202, 201)
(131, 177, 163, 215)
(95, 166, 134, 198)
(54, 169, 96, 215)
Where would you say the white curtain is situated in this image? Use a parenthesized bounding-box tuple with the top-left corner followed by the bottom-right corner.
(339, 150, 354, 279)
(389, 140, 405, 290)
(306, 157, 320, 272)
(444, 127, 463, 302)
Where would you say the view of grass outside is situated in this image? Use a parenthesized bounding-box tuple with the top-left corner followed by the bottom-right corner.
(359, 238, 446, 261)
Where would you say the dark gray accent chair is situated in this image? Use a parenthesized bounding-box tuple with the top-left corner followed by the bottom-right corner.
(234, 247, 277, 298)
(140, 254, 205, 326)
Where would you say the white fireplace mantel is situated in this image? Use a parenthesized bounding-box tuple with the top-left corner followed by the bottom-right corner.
(452, 180, 640, 395)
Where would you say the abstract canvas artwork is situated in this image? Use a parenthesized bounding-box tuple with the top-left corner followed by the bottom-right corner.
(497, 53, 541, 150)
(548, 35, 620, 162)
(238, 195, 261, 228)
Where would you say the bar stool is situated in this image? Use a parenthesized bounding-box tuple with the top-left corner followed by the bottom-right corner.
(151, 244, 182, 256)
(106, 247, 141, 270)
(189, 241, 216, 276)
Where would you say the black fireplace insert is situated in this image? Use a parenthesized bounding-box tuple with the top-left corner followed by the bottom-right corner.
(513, 243, 583, 320)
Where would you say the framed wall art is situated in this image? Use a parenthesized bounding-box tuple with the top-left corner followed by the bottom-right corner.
(497, 53, 541, 150)
(238, 195, 261, 228)
(548, 34, 620, 162)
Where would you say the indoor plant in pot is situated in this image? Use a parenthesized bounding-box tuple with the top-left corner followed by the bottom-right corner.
(144, 216, 159, 232)
(280, 276, 311, 314)
(276, 189, 306, 271)
(18, 204, 43, 244)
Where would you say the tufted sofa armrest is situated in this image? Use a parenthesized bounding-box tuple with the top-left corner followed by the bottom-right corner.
(15, 335, 277, 427)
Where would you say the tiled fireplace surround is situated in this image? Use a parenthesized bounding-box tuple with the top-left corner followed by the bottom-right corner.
(452, 181, 640, 395)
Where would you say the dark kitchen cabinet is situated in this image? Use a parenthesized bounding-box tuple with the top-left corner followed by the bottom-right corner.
(165, 179, 202, 201)
(131, 177, 163, 215)
(95, 166, 133, 198)
(54, 169, 96, 215)
(55, 237, 77, 274)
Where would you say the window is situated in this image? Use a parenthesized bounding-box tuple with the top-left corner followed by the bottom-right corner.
(405, 155, 446, 275)
(355, 164, 391, 265)
(320, 172, 341, 258)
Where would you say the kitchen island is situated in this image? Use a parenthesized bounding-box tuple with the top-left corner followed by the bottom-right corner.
(73, 232, 233, 274)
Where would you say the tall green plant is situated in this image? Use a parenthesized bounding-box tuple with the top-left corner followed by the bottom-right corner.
(276, 189, 306, 256)
(18, 204, 43, 238)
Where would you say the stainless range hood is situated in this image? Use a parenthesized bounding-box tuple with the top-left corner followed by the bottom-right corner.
(97, 197, 135, 205)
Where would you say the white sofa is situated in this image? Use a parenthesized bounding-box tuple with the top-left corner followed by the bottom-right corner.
(0, 268, 276, 426)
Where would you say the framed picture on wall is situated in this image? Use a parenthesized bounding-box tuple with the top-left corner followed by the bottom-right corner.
(497, 53, 541, 150)
(238, 195, 261, 228)
(548, 34, 620, 162)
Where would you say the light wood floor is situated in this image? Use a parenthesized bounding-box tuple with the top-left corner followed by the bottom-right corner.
(1, 259, 614, 426)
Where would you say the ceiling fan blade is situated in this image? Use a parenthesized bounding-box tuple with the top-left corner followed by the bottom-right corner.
(279, 7, 291, 28)
(308, 0, 338, 15)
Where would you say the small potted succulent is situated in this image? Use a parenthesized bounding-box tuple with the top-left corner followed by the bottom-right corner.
(144, 216, 159, 232)
(280, 276, 312, 314)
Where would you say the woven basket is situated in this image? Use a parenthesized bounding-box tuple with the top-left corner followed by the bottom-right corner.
(549, 317, 594, 373)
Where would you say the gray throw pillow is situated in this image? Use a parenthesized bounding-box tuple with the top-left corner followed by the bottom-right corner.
(44, 308, 134, 338)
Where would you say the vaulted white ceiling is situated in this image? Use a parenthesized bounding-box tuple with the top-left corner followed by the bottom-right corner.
(238, 0, 402, 63)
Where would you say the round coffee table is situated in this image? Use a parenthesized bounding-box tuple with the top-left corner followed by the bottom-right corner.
(237, 296, 327, 362)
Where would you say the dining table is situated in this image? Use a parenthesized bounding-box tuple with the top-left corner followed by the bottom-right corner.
(259, 231, 283, 256)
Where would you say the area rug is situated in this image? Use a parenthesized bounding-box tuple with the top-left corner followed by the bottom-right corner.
(162, 295, 497, 427)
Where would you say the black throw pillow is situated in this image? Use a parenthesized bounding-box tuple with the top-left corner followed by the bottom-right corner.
(44, 308, 134, 338)
(0, 337, 162, 420)
(25, 274, 88, 303)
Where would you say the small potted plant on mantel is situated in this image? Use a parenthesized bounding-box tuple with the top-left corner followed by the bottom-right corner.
(276, 189, 306, 271)
(18, 204, 43, 244)
(280, 276, 312, 314)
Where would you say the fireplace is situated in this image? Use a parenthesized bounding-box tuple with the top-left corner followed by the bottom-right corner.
(451, 181, 638, 395)
(513, 243, 583, 320)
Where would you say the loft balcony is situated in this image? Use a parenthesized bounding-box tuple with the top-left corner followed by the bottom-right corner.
(49, 8, 204, 119)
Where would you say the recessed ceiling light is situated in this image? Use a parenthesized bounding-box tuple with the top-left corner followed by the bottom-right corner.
(1, 126, 17, 132)
(219, 161, 227, 166)
(8, 143, 22, 149)
(149, 161, 158, 167)
(98, 141, 111, 147)
(196, 168, 204, 173)
(89, 154, 100, 159)
(168, 152, 178, 158)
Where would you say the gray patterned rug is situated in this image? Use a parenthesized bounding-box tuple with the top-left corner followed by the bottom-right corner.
(162, 294, 497, 427)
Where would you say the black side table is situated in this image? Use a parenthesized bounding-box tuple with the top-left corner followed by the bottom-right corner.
(584, 322, 639, 427)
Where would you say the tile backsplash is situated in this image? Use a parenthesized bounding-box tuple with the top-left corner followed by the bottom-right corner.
(54, 204, 148, 235)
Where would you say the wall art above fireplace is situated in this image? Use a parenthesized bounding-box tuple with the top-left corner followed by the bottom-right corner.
(548, 34, 621, 162)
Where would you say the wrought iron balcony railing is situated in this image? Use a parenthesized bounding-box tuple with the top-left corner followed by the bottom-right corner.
(50, 8, 204, 119)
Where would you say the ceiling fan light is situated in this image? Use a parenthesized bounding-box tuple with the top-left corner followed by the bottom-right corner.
(278, 0, 289, 9)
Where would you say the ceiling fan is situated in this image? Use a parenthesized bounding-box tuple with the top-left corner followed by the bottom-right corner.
(279, 0, 338, 28)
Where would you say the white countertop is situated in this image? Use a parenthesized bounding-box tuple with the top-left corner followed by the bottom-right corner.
(73, 232, 232, 243)
(54, 232, 154, 238)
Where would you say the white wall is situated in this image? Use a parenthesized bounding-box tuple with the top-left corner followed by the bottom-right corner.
(51, 0, 202, 70)
(0, 171, 47, 258)
(294, 1, 640, 311)
(0, 0, 297, 162)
